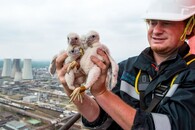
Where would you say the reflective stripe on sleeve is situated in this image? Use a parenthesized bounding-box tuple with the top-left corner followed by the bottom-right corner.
(120, 80, 139, 100)
(151, 113, 171, 130)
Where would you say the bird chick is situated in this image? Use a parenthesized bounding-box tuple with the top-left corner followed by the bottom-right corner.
(49, 32, 85, 101)
(49, 32, 82, 75)
(70, 30, 119, 102)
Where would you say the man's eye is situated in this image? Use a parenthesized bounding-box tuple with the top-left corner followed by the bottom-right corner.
(150, 21, 157, 26)
(164, 22, 171, 25)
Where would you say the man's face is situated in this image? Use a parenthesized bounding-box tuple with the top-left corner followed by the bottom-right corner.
(147, 20, 185, 55)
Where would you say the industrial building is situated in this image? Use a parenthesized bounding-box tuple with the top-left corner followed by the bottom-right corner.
(1, 59, 12, 77)
(1, 58, 33, 80)
(3, 120, 28, 130)
(11, 59, 21, 78)
(22, 59, 33, 80)
(23, 96, 38, 103)
(0, 58, 82, 129)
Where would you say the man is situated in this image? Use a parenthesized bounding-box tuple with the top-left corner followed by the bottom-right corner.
(189, 36, 195, 54)
(55, 0, 195, 129)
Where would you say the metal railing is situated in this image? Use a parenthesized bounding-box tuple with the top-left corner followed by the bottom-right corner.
(59, 113, 81, 130)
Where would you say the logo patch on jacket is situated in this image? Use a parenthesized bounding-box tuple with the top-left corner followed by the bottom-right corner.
(121, 72, 135, 85)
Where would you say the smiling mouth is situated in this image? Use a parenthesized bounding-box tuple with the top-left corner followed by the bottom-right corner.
(153, 37, 166, 40)
(152, 37, 167, 42)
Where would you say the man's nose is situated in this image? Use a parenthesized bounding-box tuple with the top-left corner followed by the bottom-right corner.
(153, 22, 164, 34)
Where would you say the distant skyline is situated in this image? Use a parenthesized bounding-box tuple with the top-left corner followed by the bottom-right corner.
(0, 0, 149, 62)
(0, 59, 50, 69)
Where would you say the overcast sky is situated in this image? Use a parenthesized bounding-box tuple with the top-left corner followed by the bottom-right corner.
(0, 0, 150, 62)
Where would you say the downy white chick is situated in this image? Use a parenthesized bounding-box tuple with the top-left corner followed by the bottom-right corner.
(49, 32, 82, 75)
(70, 30, 119, 102)
(49, 33, 85, 101)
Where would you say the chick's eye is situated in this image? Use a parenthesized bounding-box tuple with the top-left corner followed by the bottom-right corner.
(75, 37, 78, 40)
(92, 35, 95, 38)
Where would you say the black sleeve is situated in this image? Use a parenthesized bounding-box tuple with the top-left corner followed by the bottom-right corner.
(82, 106, 108, 128)
(132, 109, 155, 130)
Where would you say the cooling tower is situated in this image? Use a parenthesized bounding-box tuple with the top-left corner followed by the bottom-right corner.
(14, 71, 22, 81)
(22, 59, 33, 80)
(1, 58, 12, 77)
(11, 59, 22, 78)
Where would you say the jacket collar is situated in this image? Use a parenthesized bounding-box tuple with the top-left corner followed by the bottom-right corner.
(134, 42, 190, 70)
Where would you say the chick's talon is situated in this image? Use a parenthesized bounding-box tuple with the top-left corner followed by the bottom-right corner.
(80, 86, 86, 93)
(69, 87, 82, 103)
(69, 86, 86, 103)
(67, 61, 77, 73)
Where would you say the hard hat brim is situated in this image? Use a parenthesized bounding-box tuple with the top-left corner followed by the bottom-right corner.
(142, 12, 195, 21)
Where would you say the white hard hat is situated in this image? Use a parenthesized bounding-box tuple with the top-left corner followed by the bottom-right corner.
(142, 0, 195, 21)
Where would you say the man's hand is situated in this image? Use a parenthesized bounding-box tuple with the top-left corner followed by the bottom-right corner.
(55, 52, 86, 96)
(90, 48, 111, 97)
(55, 52, 68, 84)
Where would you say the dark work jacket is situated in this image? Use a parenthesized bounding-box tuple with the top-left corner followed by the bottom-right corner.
(82, 43, 195, 130)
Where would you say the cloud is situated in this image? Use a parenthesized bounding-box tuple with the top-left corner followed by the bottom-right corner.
(0, 0, 149, 61)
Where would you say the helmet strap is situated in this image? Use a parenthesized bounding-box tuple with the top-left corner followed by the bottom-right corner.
(180, 15, 195, 41)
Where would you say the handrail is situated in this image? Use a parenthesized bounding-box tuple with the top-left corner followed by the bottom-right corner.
(59, 113, 81, 130)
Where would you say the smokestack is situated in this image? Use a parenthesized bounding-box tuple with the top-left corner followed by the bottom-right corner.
(22, 59, 33, 80)
(1, 58, 12, 77)
(11, 59, 22, 78)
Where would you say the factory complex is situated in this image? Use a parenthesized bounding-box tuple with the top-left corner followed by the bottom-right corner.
(0, 58, 84, 130)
